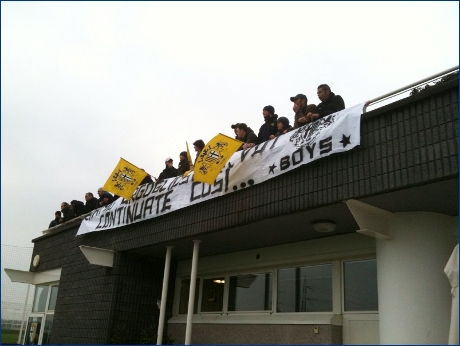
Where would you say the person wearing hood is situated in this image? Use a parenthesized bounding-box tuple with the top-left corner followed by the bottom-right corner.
(307, 84, 345, 121)
(272, 117, 293, 138)
(177, 151, 191, 176)
(156, 157, 178, 181)
(257, 105, 278, 143)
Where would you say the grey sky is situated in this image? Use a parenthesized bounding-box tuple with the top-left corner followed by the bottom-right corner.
(1, 2, 458, 247)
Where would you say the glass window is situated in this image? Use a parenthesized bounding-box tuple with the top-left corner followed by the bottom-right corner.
(201, 277, 225, 312)
(228, 272, 272, 311)
(24, 316, 42, 345)
(343, 259, 378, 311)
(41, 314, 54, 344)
(179, 279, 199, 314)
(277, 264, 332, 312)
(48, 286, 59, 311)
(32, 286, 49, 312)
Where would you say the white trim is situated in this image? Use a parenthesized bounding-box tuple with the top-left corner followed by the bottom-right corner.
(169, 312, 342, 325)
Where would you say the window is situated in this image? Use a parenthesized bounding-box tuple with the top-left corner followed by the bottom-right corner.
(176, 259, 378, 316)
(24, 284, 59, 345)
(277, 264, 332, 312)
(201, 277, 225, 312)
(179, 279, 199, 314)
(48, 286, 59, 311)
(228, 272, 272, 311)
(343, 259, 378, 311)
(32, 286, 49, 312)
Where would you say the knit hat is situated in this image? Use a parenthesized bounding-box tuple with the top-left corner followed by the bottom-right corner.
(277, 116, 290, 127)
(263, 105, 275, 116)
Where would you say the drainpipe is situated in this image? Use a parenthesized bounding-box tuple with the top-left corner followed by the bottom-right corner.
(157, 246, 173, 345)
(185, 240, 201, 345)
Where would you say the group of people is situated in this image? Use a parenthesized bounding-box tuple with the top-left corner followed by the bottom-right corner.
(230, 84, 345, 150)
(49, 84, 344, 229)
(48, 189, 120, 228)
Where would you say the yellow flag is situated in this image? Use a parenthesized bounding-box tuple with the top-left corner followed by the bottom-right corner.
(193, 133, 243, 184)
(103, 158, 148, 200)
(186, 142, 193, 165)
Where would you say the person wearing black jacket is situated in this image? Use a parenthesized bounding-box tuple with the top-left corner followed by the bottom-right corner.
(84, 192, 99, 213)
(257, 105, 278, 143)
(156, 158, 178, 181)
(60, 202, 75, 223)
(71, 200, 86, 217)
(177, 151, 191, 176)
(49, 211, 62, 228)
(97, 188, 114, 207)
(307, 84, 345, 121)
(235, 123, 259, 150)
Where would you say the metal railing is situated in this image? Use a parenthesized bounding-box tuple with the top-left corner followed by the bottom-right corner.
(363, 65, 458, 113)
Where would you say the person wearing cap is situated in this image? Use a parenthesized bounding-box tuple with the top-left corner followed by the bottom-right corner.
(306, 84, 345, 121)
(156, 157, 178, 182)
(257, 105, 279, 143)
(271, 117, 293, 138)
(290, 93, 319, 129)
(177, 151, 191, 176)
(235, 123, 259, 150)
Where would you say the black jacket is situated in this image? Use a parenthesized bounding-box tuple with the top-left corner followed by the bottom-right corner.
(97, 192, 114, 207)
(84, 197, 99, 213)
(158, 166, 178, 180)
(317, 92, 345, 118)
(177, 159, 191, 176)
(140, 175, 154, 185)
(72, 201, 85, 217)
(49, 217, 60, 228)
(61, 205, 75, 222)
(258, 114, 278, 143)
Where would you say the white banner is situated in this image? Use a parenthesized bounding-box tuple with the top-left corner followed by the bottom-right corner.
(77, 103, 364, 236)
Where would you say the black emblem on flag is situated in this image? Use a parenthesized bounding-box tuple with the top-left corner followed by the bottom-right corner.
(111, 166, 138, 190)
(197, 141, 231, 175)
(289, 114, 337, 148)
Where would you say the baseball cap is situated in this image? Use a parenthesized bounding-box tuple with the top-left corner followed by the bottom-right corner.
(165, 157, 173, 162)
(290, 94, 307, 102)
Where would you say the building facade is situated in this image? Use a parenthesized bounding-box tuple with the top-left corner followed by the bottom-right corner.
(7, 76, 459, 344)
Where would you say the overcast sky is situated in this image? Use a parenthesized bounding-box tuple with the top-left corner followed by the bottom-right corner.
(1, 1, 458, 248)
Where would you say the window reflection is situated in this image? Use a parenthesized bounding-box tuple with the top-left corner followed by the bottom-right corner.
(277, 264, 332, 312)
(48, 286, 59, 311)
(24, 316, 42, 345)
(343, 259, 378, 311)
(228, 273, 272, 311)
(41, 314, 54, 344)
(32, 286, 49, 312)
